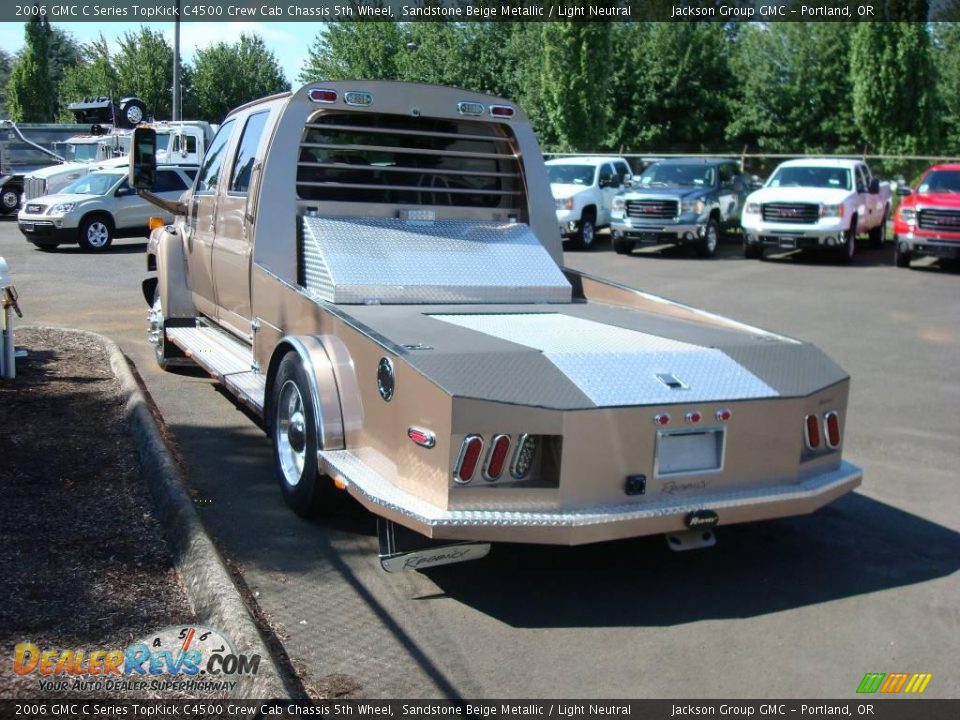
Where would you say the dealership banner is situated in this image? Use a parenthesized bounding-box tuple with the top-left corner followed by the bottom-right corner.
(1, 700, 959, 720)
(0, 0, 951, 23)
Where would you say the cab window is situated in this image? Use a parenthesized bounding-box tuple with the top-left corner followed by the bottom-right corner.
(598, 163, 616, 187)
(195, 119, 236, 195)
(229, 111, 270, 194)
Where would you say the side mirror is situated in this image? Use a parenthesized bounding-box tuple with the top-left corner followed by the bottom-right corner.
(895, 184, 912, 197)
(868, 177, 880, 194)
(129, 127, 157, 191)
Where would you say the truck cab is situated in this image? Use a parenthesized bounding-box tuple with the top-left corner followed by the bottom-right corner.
(139, 82, 861, 570)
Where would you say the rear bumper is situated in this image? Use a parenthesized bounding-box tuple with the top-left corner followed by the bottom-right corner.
(321, 449, 862, 545)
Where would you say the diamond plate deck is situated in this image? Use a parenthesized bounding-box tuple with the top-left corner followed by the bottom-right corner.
(429, 313, 779, 406)
(300, 216, 571, 304)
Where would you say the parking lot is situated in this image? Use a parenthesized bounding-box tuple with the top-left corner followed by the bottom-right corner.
(2, 217, 958, 698)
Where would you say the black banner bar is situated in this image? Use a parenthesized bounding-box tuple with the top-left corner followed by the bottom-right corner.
(0, 0, 953, 24)
(1, 700, 959, 720)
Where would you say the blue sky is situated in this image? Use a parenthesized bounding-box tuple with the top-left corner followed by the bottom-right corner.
(0, 21, 321, 85)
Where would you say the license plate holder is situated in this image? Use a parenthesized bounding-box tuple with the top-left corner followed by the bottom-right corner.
(21, 223, 34, 233)
(777, 237, 797, 249)
(656, 428, 725, 477)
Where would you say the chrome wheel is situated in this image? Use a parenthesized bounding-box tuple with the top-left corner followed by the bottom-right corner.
(148, 292, 166, 368)
(1, 188, 18, 212)
(125, 105, 144, 124)
(86, 221, 109, 247)
(276, 379, 308, 487)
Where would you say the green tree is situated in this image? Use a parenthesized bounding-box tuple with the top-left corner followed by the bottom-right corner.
(727, 23, 857, 154)
(299, 22, 404, 82)
(609, 23, 733, 153)
(114, 27, 174, 119)
(539, 22, 611, 151)
(850, 22, 937, 154)
(6, 14, 54, 121)
(191, 34, 289, 122)
(57, 36, 120, 121)
(48, 27, 82, 119)
(932, 23, 960, 153)
(0, 49, 11, 117)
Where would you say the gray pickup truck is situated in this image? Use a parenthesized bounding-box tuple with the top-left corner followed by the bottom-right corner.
(610, 158, 750, 258)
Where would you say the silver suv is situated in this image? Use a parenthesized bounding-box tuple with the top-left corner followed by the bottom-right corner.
(17, 166, 197, 251)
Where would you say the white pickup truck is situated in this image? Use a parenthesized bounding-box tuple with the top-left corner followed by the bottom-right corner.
(546, 156, 632, 249)
(741, 158, 891, 264)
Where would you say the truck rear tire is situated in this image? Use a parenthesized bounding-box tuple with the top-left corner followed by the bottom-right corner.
(869, 210, 888, 248)
(1, 186, 19, 215)
(697, 219, 720, 258)
(572, 211, 596, 250)
(119, 98, 146, 127)
(271, 353, 338, 518)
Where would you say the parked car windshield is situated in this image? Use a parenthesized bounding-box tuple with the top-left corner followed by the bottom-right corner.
(768, 166, 851, 191)
(918, 170, 960, 193)
(60, 172, 120, 195)
(547, 164, 596, 186)
(636, 163, 716, 188)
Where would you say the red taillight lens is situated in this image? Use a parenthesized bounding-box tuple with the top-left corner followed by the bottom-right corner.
(824, 411, 841, 449)
(489, 104, 515, 118)
(309, 88, 337, 103)
(455, 435, 483, 484)
(716, 408, 731, 422)
(804, 414, 821, 450)
(654, 413, 670, 426)
(483, 435, 511, 481)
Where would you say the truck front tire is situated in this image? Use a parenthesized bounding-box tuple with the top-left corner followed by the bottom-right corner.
(271, 353, 338, 518)
(838, 218, 857, 265)
(78, 215, 114, 252)
(1, 186, 19, 215)
(894, 240, 912, 268)
(697, 219, 720, 258)
(572, 211, 596, 250)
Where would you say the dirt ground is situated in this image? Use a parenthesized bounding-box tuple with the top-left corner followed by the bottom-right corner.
(0, 328, 208, 699)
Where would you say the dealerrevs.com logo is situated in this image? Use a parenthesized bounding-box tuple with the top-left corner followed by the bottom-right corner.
(13, 625, 260, 694)
(856, 672, 933, 695)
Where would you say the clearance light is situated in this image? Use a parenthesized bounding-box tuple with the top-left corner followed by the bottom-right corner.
(489, 105, 515, 118)
(454, 435, 484, 484)
(148, 216, 165, 231)
(510, 433, 538, 479)
(309, 88, 338, 104)
(654, 413, 671, 426)
(457, 101, 484, 116)
(804, 414, 821, 450)
(407, 426, 436, 449)
(685, 411, 702, 424)
(824, 411, 841, 449)
(716, 408, 732, 422)
(483, 435, 511, 481)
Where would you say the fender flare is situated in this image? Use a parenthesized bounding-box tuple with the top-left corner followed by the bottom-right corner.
(264, 336, 348, 453)
(147, 225, 195, 318)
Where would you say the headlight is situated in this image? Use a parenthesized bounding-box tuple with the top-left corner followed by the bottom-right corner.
(898, 207, 916, 223)
(744, 202, 760, 215)
(48, 202, 77, 216)
(681, 198, 705, 214)
(612, 197, 625, 211)
(820, 204, 845, 218)
(555, 197, 574, 211)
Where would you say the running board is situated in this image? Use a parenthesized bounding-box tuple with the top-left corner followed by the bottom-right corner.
(377, 518, 491, 573)
(165, 324, 266, 414)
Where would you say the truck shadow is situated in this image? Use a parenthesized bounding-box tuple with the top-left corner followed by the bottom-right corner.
(422, 492, 960, 628)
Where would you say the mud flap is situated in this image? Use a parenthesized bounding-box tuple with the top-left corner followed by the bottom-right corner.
(377, 518, 491, 573)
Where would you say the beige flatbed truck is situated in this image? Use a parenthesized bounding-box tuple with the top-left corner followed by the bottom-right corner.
(131, 82, 862, 572)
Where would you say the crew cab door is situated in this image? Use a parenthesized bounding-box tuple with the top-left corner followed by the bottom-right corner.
(717, 162, 743, 228)
(185, 119, 235, 320)
(858, 163, 883, 229)
(211, 110, 271, 339)
(597, 163, 620, 226)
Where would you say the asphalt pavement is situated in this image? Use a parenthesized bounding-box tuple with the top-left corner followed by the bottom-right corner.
(2, 217, 957, 699)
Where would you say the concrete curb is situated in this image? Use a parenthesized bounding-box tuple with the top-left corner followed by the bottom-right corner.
(32, 326, 290, 700)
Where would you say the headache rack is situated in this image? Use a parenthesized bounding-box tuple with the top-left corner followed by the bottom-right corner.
(296, 111, 526, 212)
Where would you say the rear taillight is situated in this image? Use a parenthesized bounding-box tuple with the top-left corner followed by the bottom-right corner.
(454, 435, 483, 484)
(804, 414, 821, 450)
(489, 104, 515, 118)
(309, 88, 337, 103)
(824, 411, 841, 449)
(483, 435, 511, 481)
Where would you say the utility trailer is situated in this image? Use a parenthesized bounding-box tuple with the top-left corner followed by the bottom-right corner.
(134, 82, 862, 571)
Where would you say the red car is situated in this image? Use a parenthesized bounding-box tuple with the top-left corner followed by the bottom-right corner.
(893, 164, 960, 268)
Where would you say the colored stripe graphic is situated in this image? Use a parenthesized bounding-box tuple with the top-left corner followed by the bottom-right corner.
(904, 674, 933, 694)
(880, 673, 909, 693)
(857, 673, 885, 694)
